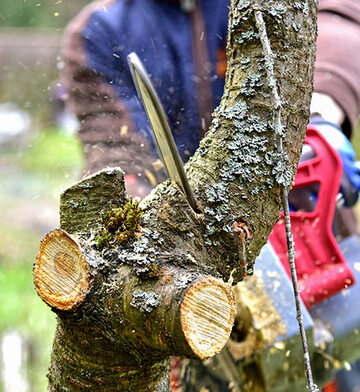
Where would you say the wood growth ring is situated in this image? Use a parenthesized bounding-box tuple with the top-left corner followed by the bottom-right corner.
(180, 277, 235, 360)
(33, 229, 90, 311)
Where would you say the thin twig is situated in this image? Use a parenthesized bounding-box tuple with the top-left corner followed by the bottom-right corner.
(254, 8, 319, 391)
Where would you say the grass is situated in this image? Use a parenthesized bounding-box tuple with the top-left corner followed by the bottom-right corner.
(0, 126, 83, 391)
(24, 128, 82, 173)
(23, 127, 83, 195)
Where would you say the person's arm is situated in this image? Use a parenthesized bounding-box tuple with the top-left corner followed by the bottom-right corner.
(314, 0, 360, 138)
(309, 0, 360, 213)
(61, 6, 165, 198)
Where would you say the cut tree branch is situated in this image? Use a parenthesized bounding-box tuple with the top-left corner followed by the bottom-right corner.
(33, 0, 318, 390)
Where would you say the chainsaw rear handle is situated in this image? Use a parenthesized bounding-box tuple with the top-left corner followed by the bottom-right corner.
(270, 126, 355, 308)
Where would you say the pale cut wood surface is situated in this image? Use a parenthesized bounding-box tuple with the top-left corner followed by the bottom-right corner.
(180, 277, 235, 359)
(33, 229, 90, 311)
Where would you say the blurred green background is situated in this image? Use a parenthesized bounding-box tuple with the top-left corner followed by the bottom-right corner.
(1, 2, 360, 392)
(0, 1, 88, 391)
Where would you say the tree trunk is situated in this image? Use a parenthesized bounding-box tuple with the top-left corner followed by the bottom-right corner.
(33, 0, 317, 390)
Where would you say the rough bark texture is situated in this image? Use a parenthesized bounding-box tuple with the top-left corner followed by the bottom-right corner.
(33, 0, 318, 391)
(35, 169, 236, 391)
(186, 0, 317, 282)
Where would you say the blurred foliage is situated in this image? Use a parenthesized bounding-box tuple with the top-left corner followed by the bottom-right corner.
(0, 127, 83, 391)
(0, 244, 56, 391)
(0, 0, 90, 28)
(24, 128, 83, 181)
(0, 0, 87, 384)
(0, 1, 90, 121)
(0, 66, 58, 123)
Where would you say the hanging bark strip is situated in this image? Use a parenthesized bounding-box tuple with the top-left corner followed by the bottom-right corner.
(254, 7, 319, 392)
(33, 0, 318, 390)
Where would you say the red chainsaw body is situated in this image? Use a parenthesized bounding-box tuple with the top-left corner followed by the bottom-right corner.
(269, 126, 355, 308)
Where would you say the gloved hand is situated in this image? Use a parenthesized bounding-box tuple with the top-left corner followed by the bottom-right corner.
(310, 116, 360, 207)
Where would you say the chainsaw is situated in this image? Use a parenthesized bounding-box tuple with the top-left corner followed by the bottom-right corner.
(128, 52, 360, 392)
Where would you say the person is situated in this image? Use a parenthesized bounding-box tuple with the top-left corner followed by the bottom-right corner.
(309, 0, 360, 239)
(62, 0, 360, 390)
(61, 0, 360, 204)
(62, 0, 229, 198)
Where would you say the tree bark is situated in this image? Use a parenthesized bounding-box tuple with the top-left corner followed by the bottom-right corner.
(33, 0, 317, 390)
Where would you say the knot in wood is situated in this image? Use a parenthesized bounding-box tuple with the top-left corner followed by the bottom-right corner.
(233, 221, 252, 241)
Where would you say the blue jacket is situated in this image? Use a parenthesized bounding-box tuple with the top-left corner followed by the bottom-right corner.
(62, 0, 229, 182)
(63, 0, 360, 203)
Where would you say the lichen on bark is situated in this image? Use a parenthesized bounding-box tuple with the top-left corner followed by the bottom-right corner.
(186, 0, 317, 282)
